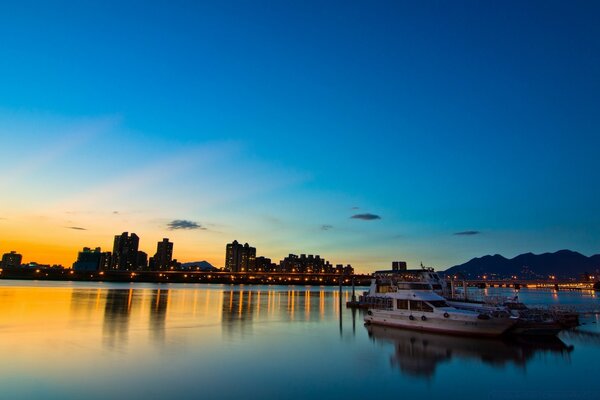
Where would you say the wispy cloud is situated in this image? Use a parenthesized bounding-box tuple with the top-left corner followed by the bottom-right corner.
(0, 113, 116, 186)
(351, 213, 381, 221)
(351, 206, 360, 210)
(321, 224, 333, 231)
(66, 226, 87, 231)
(454, 230, 480, 236)
(167, 219, 206, 230)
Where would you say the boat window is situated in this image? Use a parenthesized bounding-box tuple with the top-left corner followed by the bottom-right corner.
(396, 299, 409, 310)
(427, 300, 449, 308)
(410, 300, 433, 312)
(364, 296, 393, 310)
(396, 282, 431, 290)
(432, 284, 442, 290)
(377, 285, 392, 293)
(411, 283, 431, 290)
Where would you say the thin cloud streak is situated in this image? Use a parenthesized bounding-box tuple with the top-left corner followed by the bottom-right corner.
(66, 226, 87, 230)
(454, 230, 481, 236)
(351, 213, 381, 221)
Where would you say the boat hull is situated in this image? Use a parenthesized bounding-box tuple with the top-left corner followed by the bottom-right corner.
(364, 309, 516, 337)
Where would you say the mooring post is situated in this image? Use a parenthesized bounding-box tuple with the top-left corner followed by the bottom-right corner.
(351, 276, 356, 302)
(339, 275, 343, 336)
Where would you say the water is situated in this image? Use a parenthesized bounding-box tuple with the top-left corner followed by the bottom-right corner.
(1, 281, 599, 400)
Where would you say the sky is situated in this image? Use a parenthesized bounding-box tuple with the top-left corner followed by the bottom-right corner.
(1, 1, 599, 272)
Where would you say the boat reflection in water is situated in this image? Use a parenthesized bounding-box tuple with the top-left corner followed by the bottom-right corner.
(367, 324, 574, 379)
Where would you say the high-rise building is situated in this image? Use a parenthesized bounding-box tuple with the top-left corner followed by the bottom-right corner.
(1, 251, 22, 268)
(111, 232, 140, 271)
(137, 251, 148, 270)
(152, 238, 173, 271)
(73, 247, 103, 272)
(225, 240, 256, 272)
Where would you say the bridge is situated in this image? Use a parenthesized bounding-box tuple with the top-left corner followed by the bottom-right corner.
(455, 279, 598, 291)
(0, 267, 372, 286)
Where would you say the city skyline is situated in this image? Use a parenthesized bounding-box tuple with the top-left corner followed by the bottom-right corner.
(0, 233, 359, 273)
(1, 1, 600, 273)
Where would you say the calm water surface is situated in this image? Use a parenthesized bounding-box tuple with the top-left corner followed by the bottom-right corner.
(1, 281, 599, 400)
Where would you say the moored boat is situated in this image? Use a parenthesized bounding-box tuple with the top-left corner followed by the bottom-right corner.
(363, 272, 517, 337)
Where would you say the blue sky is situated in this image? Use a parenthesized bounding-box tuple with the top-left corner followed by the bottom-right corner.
(1, 1, 599, 271)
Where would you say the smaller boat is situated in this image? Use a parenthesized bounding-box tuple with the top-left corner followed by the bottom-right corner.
(446, 296, 580, 335)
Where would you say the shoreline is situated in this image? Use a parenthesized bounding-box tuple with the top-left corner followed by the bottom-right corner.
(0, 267, 370, 286)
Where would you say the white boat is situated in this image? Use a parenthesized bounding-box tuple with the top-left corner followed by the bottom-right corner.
(363, 271, 518, 337)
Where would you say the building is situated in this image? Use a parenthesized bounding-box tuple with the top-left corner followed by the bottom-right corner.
(137, 251, 148, 270)
(255, 256, 276, 272)
(111, 232, 140, 271)
(151, 238, 173, 271)
(335, 264, 354, 275)
(279, 254, 299, 273)
(100, 252, 112, 270)
(279, 253, 334, 273)
(1, 251, 22, 268)
(73, 247, 103, 272)
(225, 240, 256, 272)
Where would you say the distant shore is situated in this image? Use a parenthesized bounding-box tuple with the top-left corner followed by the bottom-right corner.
(0, 267, 371, 286)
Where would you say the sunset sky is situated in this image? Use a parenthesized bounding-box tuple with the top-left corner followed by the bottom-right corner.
(1, 1, 599, 272)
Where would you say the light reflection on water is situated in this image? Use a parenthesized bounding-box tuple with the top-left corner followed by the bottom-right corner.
(1, 281, 599, 400)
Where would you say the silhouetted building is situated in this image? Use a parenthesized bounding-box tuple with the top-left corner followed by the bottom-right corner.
(225, 240, 256, 272)
(73, 247, 103, 271)
(255, 256, 276, 272)
(137, 251, 148, 270)
(279, 253, 334, 273)
(279, 254, 299, 272)
(111, 232, 140, 271)
(100, 252, 112, 270)
(151, 238, 173, 271)
(335, 264, 354, 275)
(169, 259, 182, 270)
(1, 251, 22, 268)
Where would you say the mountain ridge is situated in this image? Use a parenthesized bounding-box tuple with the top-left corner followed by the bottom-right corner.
(444, 249, 600, 279)
(180, 260, 218, 271)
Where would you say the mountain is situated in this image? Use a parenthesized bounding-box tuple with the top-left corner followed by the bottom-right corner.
(180, 261, 218, 271)
(444, 250, 600, 279)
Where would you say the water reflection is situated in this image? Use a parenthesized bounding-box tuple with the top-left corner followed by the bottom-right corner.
(367, 325, 573, 379)
(103, 289, 135, 349)
(220, 289, 336, 327)
(221, 290, 255, 337)
(3, 283, 600, 400)
(149, 289, 169, 344)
